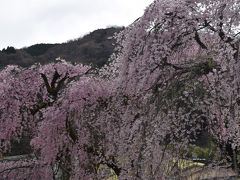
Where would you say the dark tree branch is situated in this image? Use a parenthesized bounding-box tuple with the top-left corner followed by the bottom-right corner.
(40, 73, 51, 93)
(0, 165, 33, 174)
(194, 30, 208, 49)
(30, 101, 53, 115)
(100, 156, 121, 176)
(35, 68, 94, 115)
(65, 115, 78, 143)
(51, 70, 61, 88)
(53, 72, 68, 98)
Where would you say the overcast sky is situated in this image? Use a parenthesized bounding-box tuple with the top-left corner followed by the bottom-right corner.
(0, 0, 153, 49)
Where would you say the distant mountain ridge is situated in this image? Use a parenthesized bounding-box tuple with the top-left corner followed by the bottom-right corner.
(0, 27, 123, 68)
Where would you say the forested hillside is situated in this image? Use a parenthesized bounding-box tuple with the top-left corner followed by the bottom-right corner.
(0, 27, 123, 68)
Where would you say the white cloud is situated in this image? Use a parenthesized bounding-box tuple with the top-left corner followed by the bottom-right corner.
(0, 0, 153, 49)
